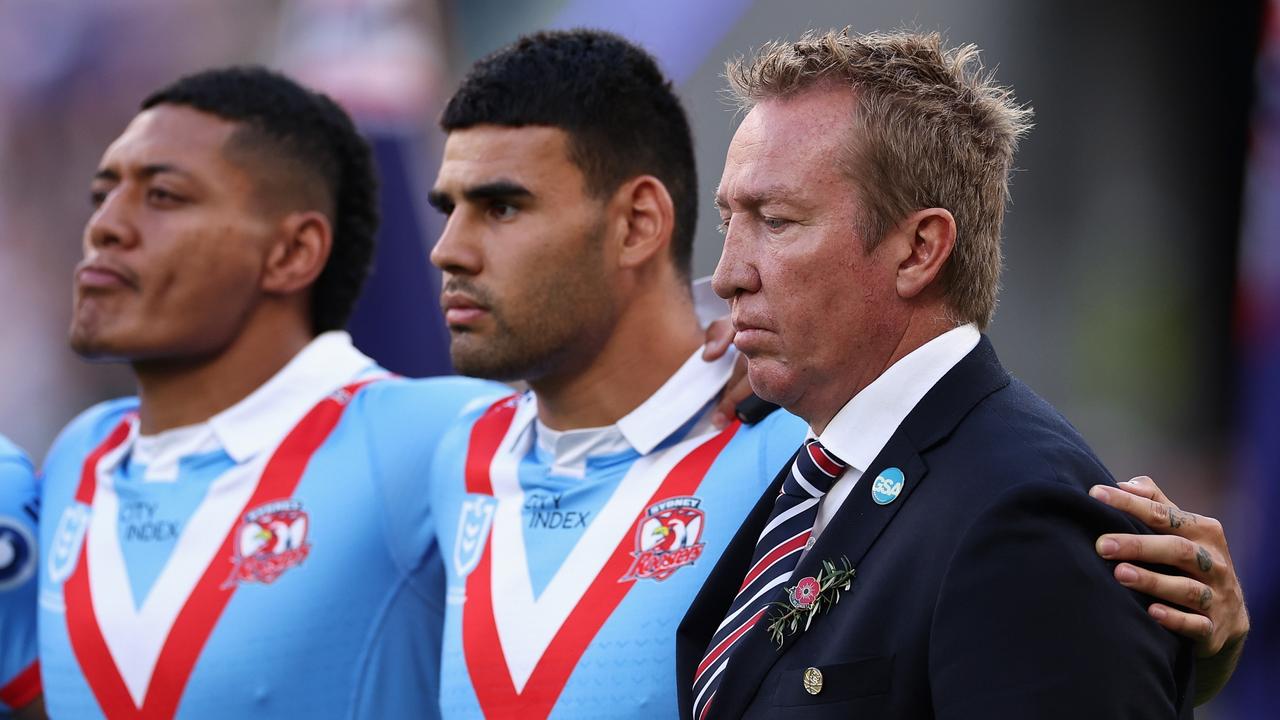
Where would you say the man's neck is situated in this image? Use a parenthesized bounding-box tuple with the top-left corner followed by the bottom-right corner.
(802, 312, 957, 435)
(132, 318, 313, 435)
(531, 286, 704, 431)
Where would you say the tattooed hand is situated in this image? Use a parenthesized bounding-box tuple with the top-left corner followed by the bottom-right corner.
(1089, 476, 1248, 705)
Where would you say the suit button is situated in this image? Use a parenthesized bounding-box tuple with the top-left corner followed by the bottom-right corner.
(803, 667, 823, 695)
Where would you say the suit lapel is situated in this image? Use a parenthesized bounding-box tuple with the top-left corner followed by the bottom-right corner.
(707, 437, 927, 719)
(704, 336, 1011, 718)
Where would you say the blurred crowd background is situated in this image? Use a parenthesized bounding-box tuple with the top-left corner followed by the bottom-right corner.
(0, 0, 1274, 717)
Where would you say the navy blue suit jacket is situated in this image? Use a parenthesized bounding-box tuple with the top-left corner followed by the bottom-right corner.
(676, 337, 1194, 719)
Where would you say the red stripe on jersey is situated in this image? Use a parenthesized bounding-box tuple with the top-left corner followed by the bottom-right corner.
(75, 420, 132, 504)
(65, 419, 135, 719)
(464, 395, 519, 495)
(462, 401, 741, 719)
(65, 380, 377, 719)
(0, 661, 42, 710)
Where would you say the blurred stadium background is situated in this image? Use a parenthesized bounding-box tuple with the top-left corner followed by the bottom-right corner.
(0, 0, 1273, 716)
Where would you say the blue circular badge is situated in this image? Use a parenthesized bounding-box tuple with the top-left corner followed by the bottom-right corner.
(0, 517, 36, 591)
(870, 467, 905, 505)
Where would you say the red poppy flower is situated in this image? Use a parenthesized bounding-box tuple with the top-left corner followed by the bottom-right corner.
(789, 576, 820, 608)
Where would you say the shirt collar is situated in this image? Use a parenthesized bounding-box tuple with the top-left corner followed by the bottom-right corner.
(208, 331, 376, 463)
(817, 324, 980, 472)
(511, 346, 738, 457)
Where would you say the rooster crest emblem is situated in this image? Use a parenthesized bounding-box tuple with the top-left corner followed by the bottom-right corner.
(226, 500, 311, 586)
(620, 496, 706, 582)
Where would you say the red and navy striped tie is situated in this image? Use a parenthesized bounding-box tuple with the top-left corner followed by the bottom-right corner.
(691, 439, 847, 719)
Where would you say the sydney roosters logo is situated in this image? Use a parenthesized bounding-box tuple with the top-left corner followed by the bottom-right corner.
(620, 496, 706, 582)
(226, 500, 310, 586)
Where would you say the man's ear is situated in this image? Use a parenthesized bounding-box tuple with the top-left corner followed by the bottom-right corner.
(613, 175, 675, 270)
(895, 207, 956, 300)
(262, 210, 333, 295)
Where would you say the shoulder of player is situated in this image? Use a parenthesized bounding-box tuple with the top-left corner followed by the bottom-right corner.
(351, 376, 510, 419)
(0, 434, 36, 505)
(42, 397, 138, 471)
(737, 407, 808, 439)
(726, 406, 808, 460)
(0, 433, 32, 470)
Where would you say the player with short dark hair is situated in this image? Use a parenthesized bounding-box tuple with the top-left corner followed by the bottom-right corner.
(425, 29, 811, 717)
(38, 66, 502, 719)
(441, 29, 700, 281)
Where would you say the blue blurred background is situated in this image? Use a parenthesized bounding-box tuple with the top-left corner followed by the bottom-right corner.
(0, 1, 1273, 716)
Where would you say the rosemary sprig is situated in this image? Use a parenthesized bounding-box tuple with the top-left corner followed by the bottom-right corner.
(765, 557, 856, 648)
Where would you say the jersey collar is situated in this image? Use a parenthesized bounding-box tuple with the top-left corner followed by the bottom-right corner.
(209, 331, 376, 463)
(511, 346, 738, 458)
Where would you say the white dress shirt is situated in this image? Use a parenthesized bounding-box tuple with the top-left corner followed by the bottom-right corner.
(810, 324, 980, 539)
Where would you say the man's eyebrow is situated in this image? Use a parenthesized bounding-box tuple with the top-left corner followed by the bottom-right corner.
(93, 163, 192, 183)
(463, 180, 532, 202)
(428, 180, 533, 211)
(715, 183, 808, 211)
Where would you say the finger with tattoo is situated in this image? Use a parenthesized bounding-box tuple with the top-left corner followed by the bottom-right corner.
(1196, 545, 1213, 573)
(1168, 507, 1195, 529)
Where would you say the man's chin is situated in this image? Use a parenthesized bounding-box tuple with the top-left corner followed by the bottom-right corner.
(68, 341, 131, 363)
(744, 362, 797, 409)
(449, 345, 526, 382)
(69, 330, 112, 359)
(68, 327, 144, 363)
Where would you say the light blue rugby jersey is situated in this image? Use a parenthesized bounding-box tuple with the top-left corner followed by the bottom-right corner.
(0, 434, 39, 716)
(37, 333, 505, 720)
(431, 350, 807, 718)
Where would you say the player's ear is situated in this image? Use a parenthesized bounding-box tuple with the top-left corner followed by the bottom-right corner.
(613, 175, 674, 270)
(262, 210, 332, 295)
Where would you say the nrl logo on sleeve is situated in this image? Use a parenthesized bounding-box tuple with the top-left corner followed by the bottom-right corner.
(226, 500, 310, 586)
(48, 503, 90, 585)
(620, 496, 706, 582)
(454, 496, 496, 578)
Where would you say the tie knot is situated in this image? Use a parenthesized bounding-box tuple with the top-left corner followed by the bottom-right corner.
(784, 439, 847, 498)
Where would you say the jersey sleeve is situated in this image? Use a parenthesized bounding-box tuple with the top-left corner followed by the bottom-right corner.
(0, 437, 40, 714)
(358, 377, 509, 587)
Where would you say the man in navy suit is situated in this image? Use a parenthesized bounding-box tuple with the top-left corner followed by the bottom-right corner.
(678, 29, 1202, 718)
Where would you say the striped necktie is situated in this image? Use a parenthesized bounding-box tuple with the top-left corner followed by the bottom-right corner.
(691, 439, 847, 719)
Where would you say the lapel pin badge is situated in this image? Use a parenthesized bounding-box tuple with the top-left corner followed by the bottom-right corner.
(803, 667, 824, 695)
(871, 467, 905, 505)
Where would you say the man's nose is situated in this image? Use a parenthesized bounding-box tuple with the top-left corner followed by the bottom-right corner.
(711, 218, 760, 299)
